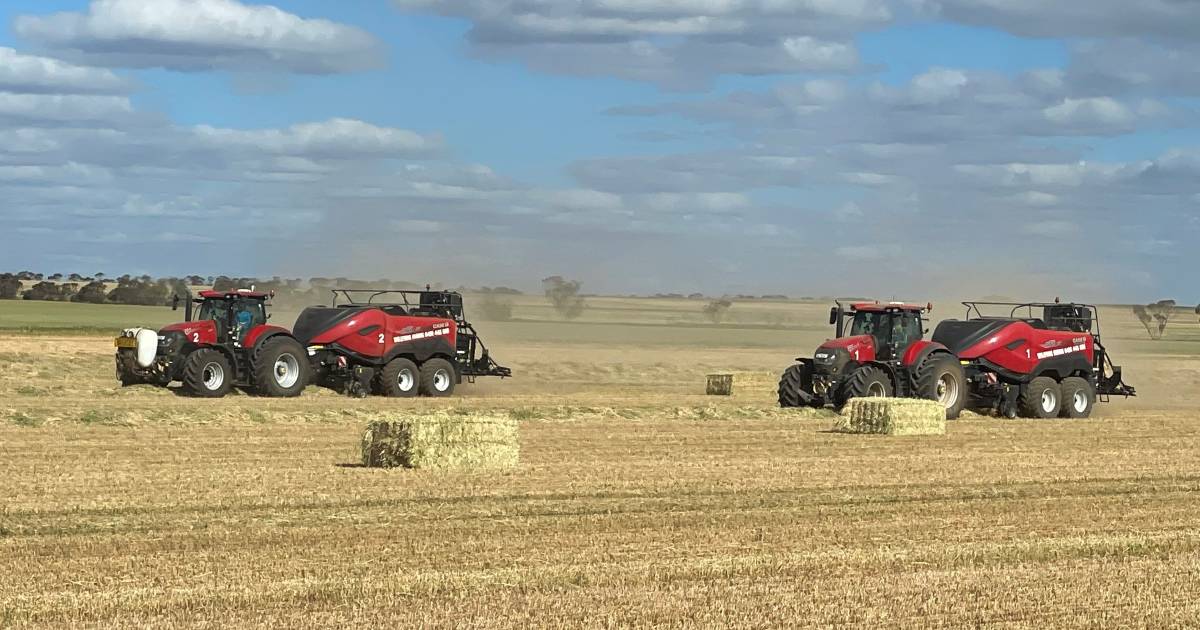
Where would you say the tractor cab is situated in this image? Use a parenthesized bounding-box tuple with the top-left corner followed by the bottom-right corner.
(176, 289, 272, 345)
(828, 302, 929, 362)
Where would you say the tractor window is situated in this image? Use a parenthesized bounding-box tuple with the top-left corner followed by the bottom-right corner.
(197, 299, 226, 322)
(850, 312, 888, 339)
(892, 312, 924, 349)
(232, 299, 266, 341)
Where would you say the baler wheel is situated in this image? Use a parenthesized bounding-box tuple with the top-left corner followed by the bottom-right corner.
(1019, 376, 1061, 418)
(915, 354, 966, 420)
(377, 357, 419, 398)
(419, 358, 457, 397)
(1058, 377, 1095, 418)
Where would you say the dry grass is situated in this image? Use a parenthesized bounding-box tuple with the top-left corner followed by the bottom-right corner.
(1, 296, 1200, 627)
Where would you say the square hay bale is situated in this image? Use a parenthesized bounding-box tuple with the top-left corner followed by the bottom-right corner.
(361, 411, 519, 469)
(706, 374, 734, 396)
(835, 398, 946, 436)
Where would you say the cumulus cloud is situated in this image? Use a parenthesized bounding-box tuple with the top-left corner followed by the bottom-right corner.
(394, 0, 887, 86)
(916, 0, 1200, 40)
(0, 47, 130, 94)
(16, 0, 386, 74)
(192, 119, 442, 158)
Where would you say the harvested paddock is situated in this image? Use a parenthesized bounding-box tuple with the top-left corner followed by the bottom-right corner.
(0, 293, 1198, 628)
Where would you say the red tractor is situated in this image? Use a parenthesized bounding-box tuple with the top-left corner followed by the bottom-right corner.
(293, 289, 511, 398)
(115, 289, 310, 397)
(778, 302, 968, 417)
(778, 300, 1135, 419)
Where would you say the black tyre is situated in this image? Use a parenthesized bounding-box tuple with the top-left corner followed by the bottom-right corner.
(838, 365, 892, 407)
(1019, 376, 1061, 418)
(778, 364, 809, 408)
(181, 349, 234, 398)
(377, 357, 419, 398)
(253, 336, 309, 397)
(915, 354, 967, 420)
(419, 358, 457, 397)
(1059, 377, 1095, 418)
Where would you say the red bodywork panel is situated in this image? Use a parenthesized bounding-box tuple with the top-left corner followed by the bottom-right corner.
(244, 324, 291, 348)
(901, 340, 948, 367)
(159, 320, 217, 345)
(958, 321, 1093, 375)
(308, 309, 457, 359)
(818, 334, 876, 362)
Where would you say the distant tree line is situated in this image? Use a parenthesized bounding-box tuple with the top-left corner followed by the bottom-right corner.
(0, 271, 530, 309)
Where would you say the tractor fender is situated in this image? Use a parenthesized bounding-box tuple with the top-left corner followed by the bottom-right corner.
(902, 340, 952, 368)
(244, 325, 293, 350)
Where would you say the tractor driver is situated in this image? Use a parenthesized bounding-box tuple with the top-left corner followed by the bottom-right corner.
(232, 300, 263, 343)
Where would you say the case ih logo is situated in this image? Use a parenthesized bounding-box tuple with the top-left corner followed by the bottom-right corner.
(1041, 340, 1062, 349)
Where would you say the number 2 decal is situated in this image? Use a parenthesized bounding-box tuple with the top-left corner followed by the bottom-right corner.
(378, 333, 385, 344)
(192, 332, 200, 343)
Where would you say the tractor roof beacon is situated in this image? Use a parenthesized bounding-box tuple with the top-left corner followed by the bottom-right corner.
(114, 289, 310, 398)
(777, 298, 1135, 420)
(293, 288, 511, 398)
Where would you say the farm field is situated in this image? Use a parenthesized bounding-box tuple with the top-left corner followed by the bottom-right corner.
(2, 297, 1200, 627)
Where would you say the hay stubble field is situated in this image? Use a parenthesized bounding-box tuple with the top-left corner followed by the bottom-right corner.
(3, 297, 1200, 628)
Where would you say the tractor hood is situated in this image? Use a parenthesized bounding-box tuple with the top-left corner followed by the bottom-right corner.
(817, 335, 875, 360)
(809, 335, 877, 376)
(159, 320, 217, 345)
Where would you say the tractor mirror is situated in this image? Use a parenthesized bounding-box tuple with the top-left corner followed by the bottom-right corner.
(829, 307, 838, 325)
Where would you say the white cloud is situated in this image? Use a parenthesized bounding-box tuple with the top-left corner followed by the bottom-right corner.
(0, 47, 130, 94)
(1043, 97, 1133, 126)
(394, 0, 884, 86)
(16, 0, 385, 74)
(192, 119, 441, 158)
(0, 93, 134, 125)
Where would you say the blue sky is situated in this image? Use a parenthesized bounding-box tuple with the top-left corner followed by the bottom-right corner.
(0, 0, 1196, 301)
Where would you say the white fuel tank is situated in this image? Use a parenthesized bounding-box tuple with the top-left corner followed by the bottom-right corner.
(123, 328, 159, 368)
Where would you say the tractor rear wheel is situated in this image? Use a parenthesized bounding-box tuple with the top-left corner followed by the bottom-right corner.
(1019, 376, 1061, 418)
(182, 349, 234, 398)
(377, 357, 419, 398)
(838, 365, 892, 407)
(915, 354, 966, 420)
(778, 364, 809, 408)
(1059, 377, 1095, 418)
(419, 358, 457, 397)
(253, 337, 309, 397)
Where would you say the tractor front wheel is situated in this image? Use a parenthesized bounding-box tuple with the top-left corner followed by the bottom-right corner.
(182, 349, 234, 398)
(253, 337, 310, 397)
(778, 364, 811, 408)
(915, 354, 966, 420)
(838, 365, 892, 407)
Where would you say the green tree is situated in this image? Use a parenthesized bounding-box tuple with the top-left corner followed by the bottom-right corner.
(0, 274, 21, 299)
(542, 276, 586, 320)
(73, 281, 108, 304)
